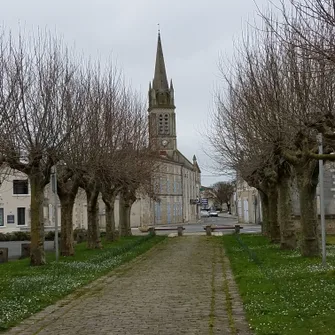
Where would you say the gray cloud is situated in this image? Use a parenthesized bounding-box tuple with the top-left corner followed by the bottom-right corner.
(1, 0, 274, 186)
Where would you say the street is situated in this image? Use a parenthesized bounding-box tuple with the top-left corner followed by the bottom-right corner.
(0, 215, 261, 260)
(133, 213, 261, 235)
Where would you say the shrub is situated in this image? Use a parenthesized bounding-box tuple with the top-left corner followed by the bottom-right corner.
(12, 231, 30, 241)
(0, 232, 30, 241)
(73, 228, 87, 240)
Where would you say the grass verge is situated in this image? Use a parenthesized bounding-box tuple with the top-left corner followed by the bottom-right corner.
(222, 234, 335, 335)
(0, 235, 165, 331)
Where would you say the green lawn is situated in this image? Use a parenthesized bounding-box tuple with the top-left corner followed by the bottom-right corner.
(0, 235, 165, 331)
(222, 234, 335, 335)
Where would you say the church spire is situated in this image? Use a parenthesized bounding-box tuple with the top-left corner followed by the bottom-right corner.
(152, 32, 169, 91)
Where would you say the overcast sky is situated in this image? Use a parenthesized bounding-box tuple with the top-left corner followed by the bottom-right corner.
(1, 0, 275, 186)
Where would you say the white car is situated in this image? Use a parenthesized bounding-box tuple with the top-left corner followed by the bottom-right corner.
(200, 210, 210, 217)
(209, 210, 218, 217)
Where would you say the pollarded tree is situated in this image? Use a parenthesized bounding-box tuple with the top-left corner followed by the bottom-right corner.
(0, 31, 81, 265)
(116, 92, 158, 237)
(211, 181, 234, 212)
(99, 68, 132, 242)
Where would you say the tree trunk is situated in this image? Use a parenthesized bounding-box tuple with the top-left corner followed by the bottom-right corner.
(125, 201, 133, 236)
(59, 193, 76, 256)
(268, 187, 280, 243)
(259, 190, 269, 236)
(104, 196, 117, 241)
(119, 190, 135, 237)
(278, 173, 296, 250)
(86, 188, 102, 249)
(29, 173, 46, 266)
(296, 163, 320, 257)
(119, 194, 128, 237)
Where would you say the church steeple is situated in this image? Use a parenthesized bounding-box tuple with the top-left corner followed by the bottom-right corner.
(148, 31, 177, 154)
(153, 32, 169, 91)
(148, 32, 175, 111)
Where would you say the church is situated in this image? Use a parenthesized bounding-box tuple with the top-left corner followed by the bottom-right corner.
(139, 32, 202, 225)
(0, 32, 201, 234)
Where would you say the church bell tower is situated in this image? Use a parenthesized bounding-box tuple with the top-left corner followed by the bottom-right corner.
(148, 32, 177, 155)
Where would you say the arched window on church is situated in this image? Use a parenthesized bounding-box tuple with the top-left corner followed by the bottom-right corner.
(158, 114, 164, 134)
(164, 114, 169, 134)
(158, 113, 169, 134)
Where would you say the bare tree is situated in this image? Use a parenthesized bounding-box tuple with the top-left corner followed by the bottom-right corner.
(0, 31, 81, 265)
(211, 181, 234, 212)
(116, 93, 158, 237)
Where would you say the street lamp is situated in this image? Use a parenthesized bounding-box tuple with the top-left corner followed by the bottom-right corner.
(51, 166, 59, 262)
(317, 133, 326, 267)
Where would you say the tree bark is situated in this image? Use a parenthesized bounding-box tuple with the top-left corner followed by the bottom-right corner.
(125, 201, 133, 236)
(296, 163, 320, 257)
(119, 189, 136, 237)
(259, 190, 269, 236)
(103, 193, 118, 241)
(268, 187, 281, 243)
(86, 187, 102, 249)
(57, 176, 79, 256)
(59, 193, 76, 256)
(29, 173, 46, 266)
(119, 194, 129, 237)
(278, 172, 296, 250)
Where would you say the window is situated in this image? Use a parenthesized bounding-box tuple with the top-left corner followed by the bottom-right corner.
(17, 208, 26, 226)
(0, 208, 3, 226)
(158, 113, 170, 135)
(7, 215, 14, 224)
(155, 202, 161, 224)
(159, 114, 164, 134)
(13, 180, 29, 195)
(164, 114, 169, 134)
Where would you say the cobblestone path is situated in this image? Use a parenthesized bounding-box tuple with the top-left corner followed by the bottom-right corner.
(6, 236, 251, 335)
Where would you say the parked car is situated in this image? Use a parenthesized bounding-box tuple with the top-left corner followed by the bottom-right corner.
(200, 210, 210, 217)
(209, 210, 218, 217)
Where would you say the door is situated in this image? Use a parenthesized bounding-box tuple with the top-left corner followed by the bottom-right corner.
(243, 199, 249, 223)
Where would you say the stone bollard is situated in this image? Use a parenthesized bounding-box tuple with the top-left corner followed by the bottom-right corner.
(206, 225, 212, 236)
(148, 227, 156, 236)
(234, 225, 241, 234)
(0, 248, 8, 263)
(21, 243, 31, 258)
(177, 226, 184, 236)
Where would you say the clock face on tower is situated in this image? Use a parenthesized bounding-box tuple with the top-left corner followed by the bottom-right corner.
(161, 139, 168, 147)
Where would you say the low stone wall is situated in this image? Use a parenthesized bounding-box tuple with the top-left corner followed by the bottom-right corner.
(293, 216, 335, 234)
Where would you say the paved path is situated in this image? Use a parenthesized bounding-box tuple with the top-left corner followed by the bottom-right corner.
(6, 236, 251, 335)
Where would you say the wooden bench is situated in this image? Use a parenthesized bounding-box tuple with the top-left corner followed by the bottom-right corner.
(204, 225, 243, 236)
(149, 226, 185, 236)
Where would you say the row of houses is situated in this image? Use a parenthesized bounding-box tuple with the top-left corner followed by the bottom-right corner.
(232, 164, 335, 232)
(0, 163, 200, 234)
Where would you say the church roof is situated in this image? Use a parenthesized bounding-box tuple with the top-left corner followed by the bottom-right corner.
(157, 150, 201, 173)
(152, 33, 169, 91)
